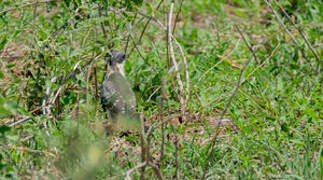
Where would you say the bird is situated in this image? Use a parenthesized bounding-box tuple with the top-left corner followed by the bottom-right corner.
(100, 50, 140, 134)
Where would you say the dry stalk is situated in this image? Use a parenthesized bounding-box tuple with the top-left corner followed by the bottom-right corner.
(201, 25, 255, 179)
(86, 61, 94, 105)
(168, 0, 187, 120)
(0, 0, 54, 15)
(136, 11, 190, 109)
(243, 42, 280, 82)
(8, 53, 104, 128)
(98, 5, 107, 38)
(93, 65, 98, 105)
(197, 39, 241, 83)
(158, 79, 168, 167)
(125, 13, 138, 53)
(125, 161, 147, 180)
(172, 0, 184, 34)
(272, 0, 321, 71)
(128, 0, 164, 56)
(1, 145, 56, 158)
(263, 0, 298, 45)
(140, 113, 147, 180)
(148, 161, 164, 180)
(8, 117, 32, 127)
(263, 0, 317, 71)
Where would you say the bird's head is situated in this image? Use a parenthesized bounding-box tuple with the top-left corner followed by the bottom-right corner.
(106, 50, 128, 76)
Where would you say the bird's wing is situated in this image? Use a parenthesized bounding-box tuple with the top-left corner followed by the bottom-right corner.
(101, 72, 137, 114)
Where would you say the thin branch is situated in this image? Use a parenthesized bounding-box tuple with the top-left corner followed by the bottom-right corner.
(1, 145, 56, 158)
(172, 38, 190, 107)
(136, 12, 190, 90)
(93, 65, 98, 106)
(140, 113, 147, 180)
(128, 0, 164, 56)
(148, 161, 164, 180)
(98, 5, 107, 38)
(193, 87, 203, 107)
(168, 0, 186, 119)
(174, 136, 179, 180)
(272, 0, 321, 71)
(197, 39, 241, 83)
(8, 117, 32, 127)
(50, 53, 103, 105)
(202, 25, 254, 179)
(0, 0, 54, 15)
(263, 0, 319, 72)
(158, 79, 167, 167)
(243, 42, 280, 82)
(125, 13, 138, 54)
(172, 0, 184, 34)
(263, 0, 298, 45)
(239, 30, 260, 64)
(125, 161, 147, 180)
(86, 61, 95, 105)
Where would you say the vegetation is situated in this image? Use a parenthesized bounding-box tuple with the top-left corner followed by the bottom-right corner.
(0, 0, 322, 179)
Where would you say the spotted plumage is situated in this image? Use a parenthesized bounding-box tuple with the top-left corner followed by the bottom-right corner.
(101, 50, 140, 131)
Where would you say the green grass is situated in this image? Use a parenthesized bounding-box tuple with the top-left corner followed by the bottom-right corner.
(0, 0, 322, 179)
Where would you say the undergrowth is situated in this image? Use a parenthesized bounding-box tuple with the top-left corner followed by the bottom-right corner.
(0, 0, 322, 179)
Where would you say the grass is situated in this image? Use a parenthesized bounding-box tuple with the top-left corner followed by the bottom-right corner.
(0, 0, 322, 179)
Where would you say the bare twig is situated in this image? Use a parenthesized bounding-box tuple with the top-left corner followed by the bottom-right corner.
(1, 145, 56, 158)
(147, 86, 161, 102)
(42, 74, 63, 115)
(93, 65, 98, 105)
(174, 136, 179, 180)
(263, 0, 316, 71)
(125, 13, 138, 54)
(140, 113, 147, 180)
(136, 12, 189, 106)
(158, 79, 168, 167)
(86, 61, 95, 105)
(173, 38, 190, 108)
(125, 161, 147, 180)
(172, 0, 184, 34)
(128, 0, 164, 56)
(243, 42, 280, 82)
(98, 5, 107, 38)
(49, 53, 103, 106)
(8, 117, 32, 127)
(0, 0, 54, 15)
(197, 39, 241, 83)
(202, 25, 254, 179)
(148, 161, 164, 180)
(263, 0, 298, 45)
(238, 29, 260, 64)
(272, 0, 321, 71)
(168, 0, 186, 120)
(193, 87, 203, 107)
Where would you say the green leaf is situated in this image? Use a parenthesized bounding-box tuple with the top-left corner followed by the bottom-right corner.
(233, 9, 248, 18)
(39, 30, 48, 41)
(0, 36, 7, 51)
(6, 63, 16, 69)
(0, 125, 10, 134)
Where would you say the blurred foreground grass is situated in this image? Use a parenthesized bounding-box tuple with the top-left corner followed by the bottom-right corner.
(0, 0, 322, 179)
